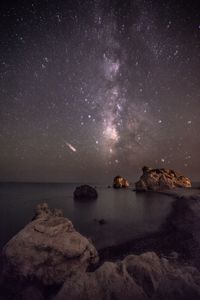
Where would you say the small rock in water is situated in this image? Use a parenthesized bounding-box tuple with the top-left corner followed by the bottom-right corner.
(99, 219, 107, 225)
(93, 218, 107, 225)
(73, 185, 98, 200)
(113, 175, 129, 189)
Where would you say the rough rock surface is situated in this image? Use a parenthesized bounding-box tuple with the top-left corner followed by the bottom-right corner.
(113, 175, 130, 188)
(161, 192, 200, 269)
(1, 203, 98, 287)
(73, 185, 98, 200)
(55, 252, 200, 300)
(135, 166, 191, 191)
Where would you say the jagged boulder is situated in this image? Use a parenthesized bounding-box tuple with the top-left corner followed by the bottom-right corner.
(135, 166, 191, 191)
(73, 185, 98, 200)
(113, 176, 130, 189)
(1, 203, 99, 287)
(55, 252, 200, 300)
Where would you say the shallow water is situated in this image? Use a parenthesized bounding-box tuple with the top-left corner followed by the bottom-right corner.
(0, 183, 175, 249)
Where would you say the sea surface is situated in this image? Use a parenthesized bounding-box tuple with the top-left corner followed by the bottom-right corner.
(0, 182, 177, 249)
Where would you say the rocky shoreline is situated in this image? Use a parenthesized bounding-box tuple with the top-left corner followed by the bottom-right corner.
(100, 188, 200, 264)
(1, 187, 200, 299)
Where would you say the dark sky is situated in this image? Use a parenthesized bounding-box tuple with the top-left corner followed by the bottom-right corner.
(0, 0, 200, 183)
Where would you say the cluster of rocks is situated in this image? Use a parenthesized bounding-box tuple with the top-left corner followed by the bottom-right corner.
(1, 199, 200, 299)
(135, 166, 192, 191)
(73, 166, 191, 195)
(113, 175, 130, 188)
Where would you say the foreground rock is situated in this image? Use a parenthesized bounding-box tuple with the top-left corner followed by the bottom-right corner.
(73, 184, 98, 200)
(55, 251, 200, 300)
(113, 175, 130, 188)
(1, 203, 98, 288)
(2, 197, 200, 299)
(135, 166, 191, 191)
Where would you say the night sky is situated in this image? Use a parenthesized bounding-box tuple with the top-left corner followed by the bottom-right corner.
(0, 0, 200, 183)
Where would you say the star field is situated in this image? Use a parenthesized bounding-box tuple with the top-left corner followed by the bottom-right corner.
(0, 0, 200, 182)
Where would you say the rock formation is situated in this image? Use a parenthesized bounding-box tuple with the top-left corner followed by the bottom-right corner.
(135, 166, 191, 191)
(161, 192, 200, 269)
(1, 203, 98, 288)
(113, 175, 130, 188)
(73, 184, 98, 200)
(2, 199, 200, 300)
(55, 251, 200, 300)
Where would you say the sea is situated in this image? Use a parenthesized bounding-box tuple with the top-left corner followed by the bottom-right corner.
(0, 182, 181, 250)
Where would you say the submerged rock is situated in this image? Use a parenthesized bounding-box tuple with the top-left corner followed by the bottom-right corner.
(99, 219, 107, 225)
(135, 166, 191, 191)
(55, 252, 200, 300)
(113, 175, 130, 189)
(1, 203, 98, 288)
(73, 185, 98, 200)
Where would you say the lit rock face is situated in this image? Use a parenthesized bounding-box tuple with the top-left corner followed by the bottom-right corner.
(1, 203, 98, 286)
(73, 185, 98, 200)
(55, 252, 200, 300)
(135, 166, 192, 191)
(113, 176, 130, 189)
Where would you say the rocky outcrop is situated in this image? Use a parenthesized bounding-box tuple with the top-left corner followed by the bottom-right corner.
(2, 198, 200, 300)
(55, 251, 200, 300)
(162, 192, 200, 269)
(113, 175, 130, 189)
(73, 185, 98, 200)
(135, 166, 191, 191)
(1, 203, 98, 288)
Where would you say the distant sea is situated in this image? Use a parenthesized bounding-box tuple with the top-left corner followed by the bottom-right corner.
(1, 182, 195, 250)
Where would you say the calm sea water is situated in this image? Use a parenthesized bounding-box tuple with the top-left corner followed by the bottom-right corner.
(0, 183, 175, 250)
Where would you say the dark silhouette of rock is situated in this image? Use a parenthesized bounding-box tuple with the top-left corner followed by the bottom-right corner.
(1, 203, 98, 288)
(73, 185, 98, 200)
(99, 219, 107, 225)
(93, 218, 107, 225)
(113, 176, 129, 189)
(135, 166, 191, 191)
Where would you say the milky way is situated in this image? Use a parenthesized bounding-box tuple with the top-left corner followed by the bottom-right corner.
(0, 0, 200, 182)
